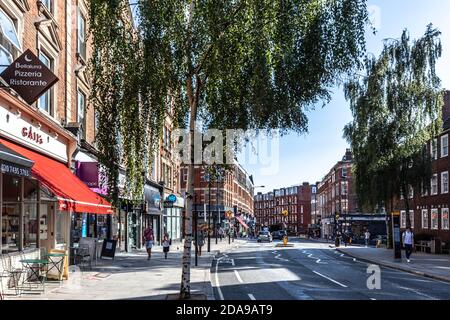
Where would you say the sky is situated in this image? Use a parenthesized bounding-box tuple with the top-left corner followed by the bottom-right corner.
(238, 0, 450, 193)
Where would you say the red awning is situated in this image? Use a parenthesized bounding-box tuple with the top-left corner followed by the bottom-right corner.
(0, 139, 113, 214)
(235, 216, 249, 229)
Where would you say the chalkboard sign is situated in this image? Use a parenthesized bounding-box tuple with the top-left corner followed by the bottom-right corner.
(100, 239, 117, 259)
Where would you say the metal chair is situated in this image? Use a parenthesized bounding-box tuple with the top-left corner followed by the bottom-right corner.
(0, 254, 25, 296)
(74, 244, 92, 270)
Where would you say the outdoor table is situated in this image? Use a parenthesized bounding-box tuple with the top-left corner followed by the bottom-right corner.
(45, 253, 66, 281)
(19, 259, 49, 292)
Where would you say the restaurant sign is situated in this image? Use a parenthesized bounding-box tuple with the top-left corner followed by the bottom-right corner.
(0, 49, 59, 105)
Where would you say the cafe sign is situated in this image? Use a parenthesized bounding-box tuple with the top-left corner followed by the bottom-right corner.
(0, 49, 59, 105)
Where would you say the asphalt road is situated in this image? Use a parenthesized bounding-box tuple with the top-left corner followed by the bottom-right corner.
(211, 238, 450, 300)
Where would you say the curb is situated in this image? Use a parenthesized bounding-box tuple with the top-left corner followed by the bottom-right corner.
(335, 248, 450, 284)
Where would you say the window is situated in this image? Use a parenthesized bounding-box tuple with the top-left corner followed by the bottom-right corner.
(0, 8, 21, 50)
(77, 8, 86, 61)
(431, 209, 439, 230)
(430, 139, 437, 160)
(441, 172, 449, 194)
(441, 134, 449, 158)
(442, 208, 449, 231)
(38, 51, 52, 113)
(341, 181, 348, 195)
(41, 0, 53, 14)
(431, 174, 438, 195)
(341, 166, 347, 178)
(401, 210, 406, 228)
(77, 90, 87, 139)
(421, 209, 429, 229)
(0, 45, 12, 73)
(410, 210, 414, 229)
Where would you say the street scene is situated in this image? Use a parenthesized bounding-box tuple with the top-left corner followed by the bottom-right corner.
(1, 0, 450, 304)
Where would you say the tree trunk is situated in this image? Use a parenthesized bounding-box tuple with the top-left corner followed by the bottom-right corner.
(179, 0, 196, 299)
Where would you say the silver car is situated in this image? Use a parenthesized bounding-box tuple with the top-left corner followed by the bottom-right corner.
(257, 231, 273, 243)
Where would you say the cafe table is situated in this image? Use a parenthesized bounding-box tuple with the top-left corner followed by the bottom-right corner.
(19, 258, 49, 292)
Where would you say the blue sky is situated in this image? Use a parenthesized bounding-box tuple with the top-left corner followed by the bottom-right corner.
(239, 0, 450, 192)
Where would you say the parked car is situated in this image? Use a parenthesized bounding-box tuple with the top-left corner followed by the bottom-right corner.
(257, 231, 273, 242)
(271, 230, 287, 240)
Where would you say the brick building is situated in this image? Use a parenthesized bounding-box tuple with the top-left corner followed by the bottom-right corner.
(180, 162, 255, 235)
(254, 182, 312, 234)
(0, 0, 113, 261)
(394, 91, 450, 246)
(317, 149, 358, 238)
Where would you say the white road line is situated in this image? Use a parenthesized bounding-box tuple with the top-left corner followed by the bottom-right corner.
(340, 254, 345, 257)
(215, 256, 225, 300)
(370, 298, 377, 300)
(308, 254, 314, 258)
(234, 270, 244, 283)
(313, 271, 348, 288)
(248, 293, 256, 300)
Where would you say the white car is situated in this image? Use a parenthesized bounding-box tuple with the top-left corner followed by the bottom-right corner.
(257, 231, 273, 243)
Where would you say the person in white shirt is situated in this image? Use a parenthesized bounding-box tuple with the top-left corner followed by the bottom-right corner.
(364, 230, 371, 247)
(402, 227, 414, 263)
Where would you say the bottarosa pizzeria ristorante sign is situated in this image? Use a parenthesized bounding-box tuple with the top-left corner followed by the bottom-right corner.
(0, 49, 59, 105)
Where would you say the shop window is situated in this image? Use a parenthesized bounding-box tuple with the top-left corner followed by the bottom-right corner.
(23, 203, 38, 249)
(56, 212, 70, 245)
(2, 174, 21, 202)
(97, 215, 108, 240)
(38, 51, 53, 113)
(2, 203, 20, 253)
(442, 208, 449, 231)
(431, 209, 439, 230)
(24, 178, 38, 201)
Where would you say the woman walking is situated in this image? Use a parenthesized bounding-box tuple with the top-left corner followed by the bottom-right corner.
(143, 226, 154, 260)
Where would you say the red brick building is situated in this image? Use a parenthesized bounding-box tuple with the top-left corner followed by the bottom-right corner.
(317, 149, 358, 238)
(254, 182, 312, 234)
(394, 91, 450, 247)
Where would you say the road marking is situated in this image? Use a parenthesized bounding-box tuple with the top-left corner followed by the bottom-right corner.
(370, 298, 377, 300)
(313, 271, 348, 288)
(340, 254, 345, 257)
(234, 270, 244, 283)
(231, 259, 235, 266)
(215, 256, 225, 300)
(248, 293, 256, 300)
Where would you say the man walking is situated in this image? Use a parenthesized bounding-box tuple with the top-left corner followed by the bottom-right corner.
(402, 227, 414, 263)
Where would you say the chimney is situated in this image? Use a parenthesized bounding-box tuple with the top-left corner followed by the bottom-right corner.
(443, 91, 450, 121)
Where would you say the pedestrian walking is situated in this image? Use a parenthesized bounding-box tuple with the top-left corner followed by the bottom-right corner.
(218, 227, 224, 241)
(364, 230, 371, 247)
(402, 227, 415, 263)
(196, 229, 205, 256)
(143, 226, 154, 260)
(162, 234, 170, 259)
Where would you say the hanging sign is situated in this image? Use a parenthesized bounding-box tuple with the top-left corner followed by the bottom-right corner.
(0, 49, 59, 105)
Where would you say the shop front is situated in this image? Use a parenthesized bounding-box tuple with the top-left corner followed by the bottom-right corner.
(144, 182, 163, 246)
(0, 90, 112, 262)
(163, 193, 185, 242)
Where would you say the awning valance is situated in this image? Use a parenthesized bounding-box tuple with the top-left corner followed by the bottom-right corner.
(0, 138, 113, 214)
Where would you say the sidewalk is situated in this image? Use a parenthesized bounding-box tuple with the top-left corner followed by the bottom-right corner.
(336, 246, 450, 283)
(7, 238, 244, 300)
